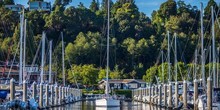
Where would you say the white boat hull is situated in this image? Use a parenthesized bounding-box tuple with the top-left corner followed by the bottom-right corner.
(95, 98, 120, 107)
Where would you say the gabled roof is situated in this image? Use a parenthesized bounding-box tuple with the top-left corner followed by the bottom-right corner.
(99, 79, 146, 84)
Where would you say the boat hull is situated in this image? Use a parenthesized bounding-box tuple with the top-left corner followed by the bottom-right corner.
(95, 98, 120, 107)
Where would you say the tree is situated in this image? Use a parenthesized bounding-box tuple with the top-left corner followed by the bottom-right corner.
(4, 0, 14, 5)
(26, 10, 46, 35)
(65, 32, 101, 65)
(53, 0, 72, 8)
(204, 0, 219, 19)
(90, 0, 99, 12)
(67, 64, 99, 85)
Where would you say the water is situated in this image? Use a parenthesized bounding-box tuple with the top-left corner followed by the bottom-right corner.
(53, 101, 165, 110)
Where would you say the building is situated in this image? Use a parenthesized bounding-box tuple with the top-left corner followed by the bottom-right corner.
(98, 79, 147, 90)
(5, 4, 23, 12)
(0, 64, 55, 84)
(29, 1, 51, 11)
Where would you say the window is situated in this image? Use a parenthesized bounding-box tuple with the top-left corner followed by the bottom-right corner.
(129, 83, 137, 89)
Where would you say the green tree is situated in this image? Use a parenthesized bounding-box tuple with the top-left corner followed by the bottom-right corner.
(90, 0, 99, 12)
(65, 32, 101, 65)
(68, 64, 99, 85)
(4, 0, 14, 5)
(204, 0, 219, 19)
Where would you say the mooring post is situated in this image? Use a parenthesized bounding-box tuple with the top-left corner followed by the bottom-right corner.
(168, 83, 172, 108)
(45, 84, 49, 107)
(194, 79, 198, 110)
(183, 80, 187, 109)
(59, 86, 62, 105)
(22, 80, 27, 102)
(62, 87, 65, 103)
(10, 79, 15, 101)
(149, 86, 152, 104)
(164, 84, 167, 107)
(55, 86, 58, 105)
(50, 85, 54, 105)
(39, 83, 43, 108)
(175, 81, 179, 108)
(159, 84, 162, 106)
(32, 82, 37, 100)
(152, 86, 155, 104)
(207, 77, 212, 110)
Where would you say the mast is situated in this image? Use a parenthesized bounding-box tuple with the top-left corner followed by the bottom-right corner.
(217, 47, 219, 88)
(162, 51, 164, 83)
(195, 49, 198, 79)
(49, 40, 52, 84)
(174, 33, 177, 82)
(105, 0, 110, 95)
(23, 19, 27, 81)
(200, 3, 205, 86)
(19, 9, 24, 84)
(211, 6, 216, 87)
(209, 46, 211, 77)
(167, 31, 171, 82)
(40, 32, 45, 83)
(61, 32, 65, 86)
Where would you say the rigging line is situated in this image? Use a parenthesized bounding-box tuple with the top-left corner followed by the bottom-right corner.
(8, 41, 20, 78)
(26, 40, 42, 81)
(180, 10, 199, 60)
(66, 55, 79, 89)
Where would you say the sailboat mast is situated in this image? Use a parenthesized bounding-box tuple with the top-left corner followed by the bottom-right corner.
(62, 32, 65, 86)
(195, 49, 197, 79)
(200, 3, 205, 86)
(167, 31, 170, 82)
(211, 6, 216, 87)
(19, 10, 24, 84)
(49, 40, 52, 84)
(174, 33, 177, 82)
(40, 32, 45, 83)
(217, 47, 219, 88)
(209, 46, 211, 77)
(105, 0, 110, 95)
(23, 19, 27, 81)
(161, 51, 164, 83)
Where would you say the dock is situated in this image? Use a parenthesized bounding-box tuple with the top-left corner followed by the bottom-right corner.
(132, 78, 220, 110)
(1, 78, 82, 109)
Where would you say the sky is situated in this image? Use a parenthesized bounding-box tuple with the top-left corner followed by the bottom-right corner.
(14, 0, 220, 17)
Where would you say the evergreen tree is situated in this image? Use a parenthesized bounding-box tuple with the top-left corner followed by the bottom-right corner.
(4, 0, 14, 5)
(204, 0, 219, 19)
(90, 0, 99, 12)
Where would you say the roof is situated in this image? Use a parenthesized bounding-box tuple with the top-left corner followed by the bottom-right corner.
(5, 4, 23, 7)
(99, 79, 146, 84)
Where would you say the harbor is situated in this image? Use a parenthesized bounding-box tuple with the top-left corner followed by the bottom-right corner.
(1, 0, 220, 110)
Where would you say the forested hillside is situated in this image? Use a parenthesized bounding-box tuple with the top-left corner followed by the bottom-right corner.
(0, 0, 219, 85)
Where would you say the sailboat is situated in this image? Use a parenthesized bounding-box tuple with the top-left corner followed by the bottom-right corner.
(95, 0, 120, 107)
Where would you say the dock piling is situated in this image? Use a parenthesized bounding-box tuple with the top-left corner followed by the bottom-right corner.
(168, 83, 172, 108)
(194, 79, 198, 110)
(39, 83, 43, 108)
(10, 79, 15, 101)
(183, 80, 187, 109)
(207, 77, 212, 110)
(45, 84, 49, 107)
(175, 81, 178, 108)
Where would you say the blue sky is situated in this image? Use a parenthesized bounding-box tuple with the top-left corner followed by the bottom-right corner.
(14, 0, 220, 17)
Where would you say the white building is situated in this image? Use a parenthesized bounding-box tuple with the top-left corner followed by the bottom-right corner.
(29, 1, 51, 11)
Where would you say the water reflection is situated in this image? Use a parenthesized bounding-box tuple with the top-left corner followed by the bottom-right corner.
(53, 101, 167, 110)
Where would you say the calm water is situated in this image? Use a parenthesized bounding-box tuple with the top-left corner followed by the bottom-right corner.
(52, 101, 165, 110)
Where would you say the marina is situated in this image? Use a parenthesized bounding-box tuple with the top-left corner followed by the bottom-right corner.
(0, 0, 220, 110)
